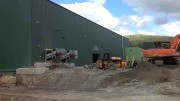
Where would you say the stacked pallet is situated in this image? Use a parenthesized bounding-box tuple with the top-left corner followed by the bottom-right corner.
(0, 75, 16, 87)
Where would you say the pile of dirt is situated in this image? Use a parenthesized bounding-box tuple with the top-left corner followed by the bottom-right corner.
(132, 62, 172, 83)
(17, 68, 111, 90)
(167, 67, 180, 87)
(101, 62, 177, 88)
(17, 62, 180, 90)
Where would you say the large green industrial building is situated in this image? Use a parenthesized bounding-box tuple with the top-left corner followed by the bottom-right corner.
(0, 0, 130, 70)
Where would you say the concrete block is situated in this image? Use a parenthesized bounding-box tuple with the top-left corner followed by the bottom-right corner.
(34, 62, 45, 68)
(28, 68, 35, 74)
(34, 62, 52, 68)
(16, 68, 28, 74)
(16, 68, 49, 75)
(34, 68, 49, 74)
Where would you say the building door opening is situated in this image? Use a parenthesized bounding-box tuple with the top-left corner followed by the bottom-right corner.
(92, 53, 100, 63)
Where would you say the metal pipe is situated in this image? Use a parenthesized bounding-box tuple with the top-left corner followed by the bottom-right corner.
(122, 33, 125, 60)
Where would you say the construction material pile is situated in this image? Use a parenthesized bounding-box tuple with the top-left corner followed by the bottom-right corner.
(101, 61, 180, 87)
(0, 75, 16, 87)
(17, 68, 111, 90)
(17, 62, 180, 90)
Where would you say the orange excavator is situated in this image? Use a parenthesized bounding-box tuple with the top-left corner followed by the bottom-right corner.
(143, 34, 180, 65)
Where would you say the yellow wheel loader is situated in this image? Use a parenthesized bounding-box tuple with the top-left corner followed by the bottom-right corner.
(91, 53, 121, 70)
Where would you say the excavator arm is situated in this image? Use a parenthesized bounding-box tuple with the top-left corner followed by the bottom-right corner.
(168, 34, 180, 50)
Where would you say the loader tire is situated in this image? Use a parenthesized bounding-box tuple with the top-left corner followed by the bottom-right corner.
(107, 63, 116, 70)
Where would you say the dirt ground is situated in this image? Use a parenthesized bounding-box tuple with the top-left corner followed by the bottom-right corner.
(0, 62, 180, 101)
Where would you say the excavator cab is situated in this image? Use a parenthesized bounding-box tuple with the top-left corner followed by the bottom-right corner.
(102, 53, 111, 60)
(154, 41, 170, 49)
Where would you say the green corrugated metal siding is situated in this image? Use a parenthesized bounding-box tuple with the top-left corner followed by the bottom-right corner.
(0, 0, 130, 69)
(0, 0, 32, 70)
(125, 47, 144, 62)
(31, 0, 130, 65)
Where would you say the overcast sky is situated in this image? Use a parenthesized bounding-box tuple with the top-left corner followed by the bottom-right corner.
(51, 0, 180, 36)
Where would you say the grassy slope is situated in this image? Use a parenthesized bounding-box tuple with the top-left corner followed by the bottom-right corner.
(125, 34, 172, 42)
(125, 34, 180, 51)
(125, 34, 173, 49)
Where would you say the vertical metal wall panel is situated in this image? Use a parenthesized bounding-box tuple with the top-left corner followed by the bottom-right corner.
(0, 0, 31, 70)
(125, 47, 144, 62)
(32, 0, 130, 65)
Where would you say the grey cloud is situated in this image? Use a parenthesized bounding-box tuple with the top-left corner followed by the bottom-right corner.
(154, 17, 169, 25)
(124, 0, 180, 19)
(139, 22, 148, 29)
(119, 15, 150, 30)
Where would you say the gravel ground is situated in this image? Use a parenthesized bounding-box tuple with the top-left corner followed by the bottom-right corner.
(1, 62, 180, 101)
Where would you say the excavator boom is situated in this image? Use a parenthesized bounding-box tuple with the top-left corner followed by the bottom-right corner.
(168, 34, 180, 50)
